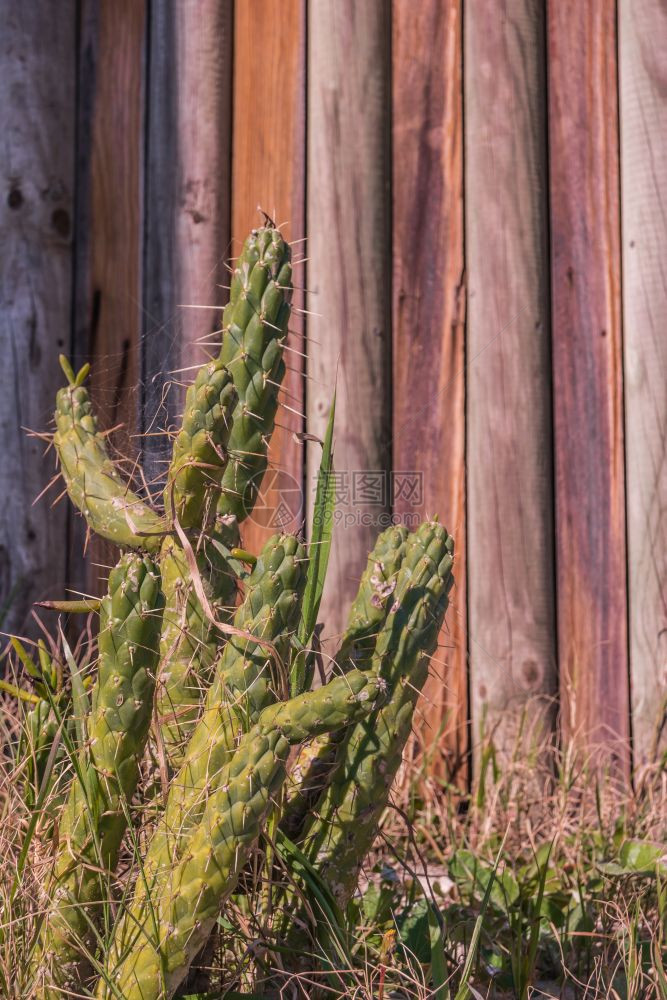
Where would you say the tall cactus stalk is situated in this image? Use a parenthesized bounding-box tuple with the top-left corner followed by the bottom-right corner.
(34, 553, 164, 997)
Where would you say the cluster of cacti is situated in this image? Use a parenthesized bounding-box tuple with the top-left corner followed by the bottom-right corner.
(17, 223, 455, 999)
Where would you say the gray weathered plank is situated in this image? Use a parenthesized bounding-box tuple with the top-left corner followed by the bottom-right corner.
(0, 3, 75, 634)
(143, 0, 233, 486)
(306, 0, 392, 644)
(392, 0, 467, 781)
(465, 0, 556, 763)
(619, 0, 667, 768)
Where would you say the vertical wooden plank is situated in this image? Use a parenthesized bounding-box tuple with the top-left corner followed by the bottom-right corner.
(548, 2, 629, 771)
(231, 0, 306, 554)
(0, 3, 75, 635)
(619, 0, 667, 767)
(74, 0, 146, 592)
(307, 0, 392, 644)
(465, 1, 555, 764)
(143, 0, 233, 485)
(392, 1, 467, 779)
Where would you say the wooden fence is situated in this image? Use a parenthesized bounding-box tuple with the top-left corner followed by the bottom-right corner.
(2, 0, 666, 780)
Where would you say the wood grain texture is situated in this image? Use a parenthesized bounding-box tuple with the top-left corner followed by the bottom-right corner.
(465, 0, 555, 764)
(0, 2, 75, 634)
(74, 0, 146, 592)
(143, 0, 233, 486)
(307, 0, 391, 644)
(548, 2, 629, 772)
(392, 0, 467, 780)
(232, 0, 306, 554)
(619, 0, 667, 767)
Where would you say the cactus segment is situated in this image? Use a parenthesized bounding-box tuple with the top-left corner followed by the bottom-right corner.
(299, 521, 455, 908)
(216, 227, 292, 523)
(54, 369, 166, 551)
(35, 553, 164, 996)
(164, 358, 237, 530)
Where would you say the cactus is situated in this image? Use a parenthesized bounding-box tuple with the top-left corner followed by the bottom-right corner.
(34, 552, 164, 997)
(26, 221, 457, 998)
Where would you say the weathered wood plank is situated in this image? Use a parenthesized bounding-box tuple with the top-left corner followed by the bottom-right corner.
(392, 0, 467, 780)
(619, 0, 667, 768)
(74, 0, 146, 592)
(0, 2, 75, 635)
(143, 0, 233, 486)
(548, 1, 629, 772)
(232, 0, 306, 554)
(306, 0, 392, 644)
(465, 1, 555, 765)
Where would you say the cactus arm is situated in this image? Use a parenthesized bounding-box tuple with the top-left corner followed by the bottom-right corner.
(53, 361, 166, 551)
(216, 226, 292, 523)
(299, 522, 455, 909)
(163, 357, 237, 530)
(35, 553, 164, 997)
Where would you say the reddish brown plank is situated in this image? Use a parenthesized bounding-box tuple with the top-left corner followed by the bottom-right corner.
(306, 0, 392, 645)
(548, 2, 629, 772)
(465, 1, 556, 767)
(392, 0, 467, 781)
(619, 0, 667, 768)
(74, 0, 146, 593)
(231, 0, 306, 554)
(143, 1, 233, 486)
(0, 2, 75, 635)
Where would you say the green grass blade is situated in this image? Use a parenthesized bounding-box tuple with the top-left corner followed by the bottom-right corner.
(427, 900, 450, 999)
(454, 835, 506, 1000)
(293, 391, 336, 694)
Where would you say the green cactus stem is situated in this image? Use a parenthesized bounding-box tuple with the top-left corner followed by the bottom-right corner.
(53, 357, 166, 551)
(34, 553, 164, 998)
(164, 356, 237, 530)
(298, 521, 454, 910)
(216, 226, 292, 523)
